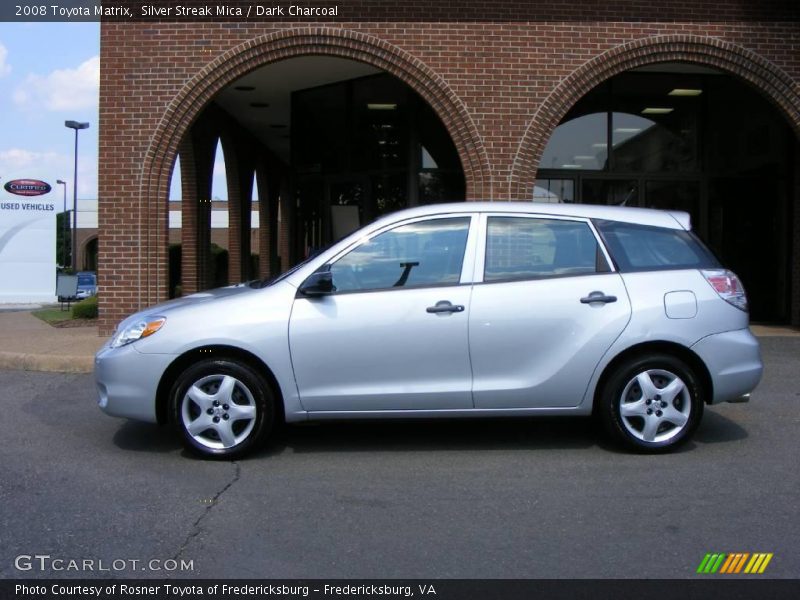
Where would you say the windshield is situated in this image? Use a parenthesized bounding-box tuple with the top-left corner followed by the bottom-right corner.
(78, 275, 95, 286)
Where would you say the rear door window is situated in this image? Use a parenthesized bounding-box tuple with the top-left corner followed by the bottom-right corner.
(484, 217, 608, 282)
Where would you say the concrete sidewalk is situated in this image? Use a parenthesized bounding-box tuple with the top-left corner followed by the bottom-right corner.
(0, 310, 107, 373)
(0, 309, 797, 374)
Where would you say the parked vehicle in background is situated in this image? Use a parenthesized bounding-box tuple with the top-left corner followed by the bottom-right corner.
(95, 202, 763, 458)
(76, 271, 97, 299)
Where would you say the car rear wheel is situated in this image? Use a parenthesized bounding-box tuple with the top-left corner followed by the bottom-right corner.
(171, 359, 274, 459)
(599, 354, 704, 452)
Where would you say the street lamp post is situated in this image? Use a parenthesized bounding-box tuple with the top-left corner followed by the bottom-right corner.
(65, 120, 89, 271)
(56, 180, 68, 268)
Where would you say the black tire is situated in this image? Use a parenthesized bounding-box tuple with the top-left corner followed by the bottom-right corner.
(598, 353, 704, 453)
(170, 358, 274, 459)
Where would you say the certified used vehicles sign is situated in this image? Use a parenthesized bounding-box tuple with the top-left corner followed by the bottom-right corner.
(3, 179, 52, 197)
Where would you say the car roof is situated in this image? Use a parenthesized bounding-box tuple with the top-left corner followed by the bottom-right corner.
(373, 202, 690, 230)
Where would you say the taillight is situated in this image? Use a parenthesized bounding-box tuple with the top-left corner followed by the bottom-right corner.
(702, 269, 748, 312)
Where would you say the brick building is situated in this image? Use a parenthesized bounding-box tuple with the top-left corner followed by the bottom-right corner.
(98, 1, 800, 334)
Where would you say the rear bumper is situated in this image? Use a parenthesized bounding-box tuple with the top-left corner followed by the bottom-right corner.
(691, 328, 763, 404)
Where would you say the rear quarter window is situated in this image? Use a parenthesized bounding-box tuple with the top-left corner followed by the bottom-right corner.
(594, 219, 720, 272)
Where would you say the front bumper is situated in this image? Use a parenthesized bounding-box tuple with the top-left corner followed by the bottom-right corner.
(691, 328, 763, 404)
(94, 342, 176, 423)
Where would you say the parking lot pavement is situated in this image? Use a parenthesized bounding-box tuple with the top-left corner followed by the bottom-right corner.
(1, 337, 798, 580)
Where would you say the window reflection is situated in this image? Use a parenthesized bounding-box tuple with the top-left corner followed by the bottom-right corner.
(331, 218, 470, 292)
(534, 179, 575, 203)
(540, 113, 608, 170)
(540, 83, 609, 171)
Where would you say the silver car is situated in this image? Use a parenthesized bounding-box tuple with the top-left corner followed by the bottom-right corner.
(95, 202, 762, 458)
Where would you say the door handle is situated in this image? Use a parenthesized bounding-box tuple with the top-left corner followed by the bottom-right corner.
(426, 300, 465, 314)
(580, 291, 618, 304)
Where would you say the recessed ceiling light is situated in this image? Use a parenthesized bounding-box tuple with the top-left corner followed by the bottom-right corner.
(642, 107, 674, 114)
(250, 102, 270, 108)
(573, 155, 595, 160)
(368, 103, 397, 110)
(668, 88, 702, 96)
(614, 127, 642, 134)
(234, 85, 256, 92)
(591, 143, 607, 148)
(561, 164, 582, 169)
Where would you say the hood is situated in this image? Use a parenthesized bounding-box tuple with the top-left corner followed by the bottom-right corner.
(114, 282, 258, 330)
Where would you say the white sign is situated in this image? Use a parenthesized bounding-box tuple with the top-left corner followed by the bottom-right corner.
(0, 197, 57, 303)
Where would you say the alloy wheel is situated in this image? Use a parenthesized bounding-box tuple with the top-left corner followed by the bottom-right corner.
(180, 374, 257, 450)
(618, 368, 692, 444)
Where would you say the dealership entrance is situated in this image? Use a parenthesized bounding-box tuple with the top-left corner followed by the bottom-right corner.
(169, 56, 465, 295)
(535, 64, 795, 322)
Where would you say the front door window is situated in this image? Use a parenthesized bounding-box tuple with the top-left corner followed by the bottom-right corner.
(330, 217, 471, 293)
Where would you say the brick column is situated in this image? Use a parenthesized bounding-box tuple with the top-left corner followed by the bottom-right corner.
(792, 139, 800, 326)
(256, 162, 279, 279)
(234, 137, 256, 281)
(180, 122, 216, 293)
(278, 177, 292, 272)
(221, 134, 242, 285)
(177, 139, 198, 296)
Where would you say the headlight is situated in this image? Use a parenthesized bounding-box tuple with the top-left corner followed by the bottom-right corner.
(110, 316, 166, 348)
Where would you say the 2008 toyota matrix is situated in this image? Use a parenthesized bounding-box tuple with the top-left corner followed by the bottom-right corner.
(95, 202, 762, 458)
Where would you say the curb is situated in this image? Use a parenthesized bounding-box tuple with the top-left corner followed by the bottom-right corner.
(0, 351, 94, 374)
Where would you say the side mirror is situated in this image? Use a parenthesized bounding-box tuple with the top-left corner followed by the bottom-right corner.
(299, 270, 335, 297)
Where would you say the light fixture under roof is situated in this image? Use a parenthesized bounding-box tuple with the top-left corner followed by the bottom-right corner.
(367, 103, 397, 110)
(591, 142, 607, 148)
(614, 128, 642, 134)
(234, 85, 256, 92)
(573, 155, 595, 160)
(668, 88, 703, 96)
(561, 164, 582, 169)
(642, 107, 674, 114)
(250, 102, 270, 108)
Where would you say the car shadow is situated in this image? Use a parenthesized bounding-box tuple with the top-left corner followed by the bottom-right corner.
(259, 417, 602, 457)
(112, 420, 182, 453)
(110, 408, 748, 457)
(693, 408, 749, 444)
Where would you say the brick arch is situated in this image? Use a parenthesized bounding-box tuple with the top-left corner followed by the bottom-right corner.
(509, 34, 800, 199)
(142, 27, 490, 212)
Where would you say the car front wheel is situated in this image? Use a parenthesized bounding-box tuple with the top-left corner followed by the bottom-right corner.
(171, 359, 274, 459)
(599, 354, 704, 452)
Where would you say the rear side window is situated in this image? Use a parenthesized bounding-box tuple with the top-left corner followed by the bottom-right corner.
(484, 217, 608, 282)
(594, 219, 720, 272)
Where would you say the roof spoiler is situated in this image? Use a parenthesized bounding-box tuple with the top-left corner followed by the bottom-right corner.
(667, 210, 692, 230)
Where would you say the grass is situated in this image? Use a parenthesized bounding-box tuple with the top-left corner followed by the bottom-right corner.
(32, 306, 76, 325)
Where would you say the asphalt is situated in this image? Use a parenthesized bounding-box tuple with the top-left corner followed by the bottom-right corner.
(0, 307, 798, 375)
(0, 337, 798, 579)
